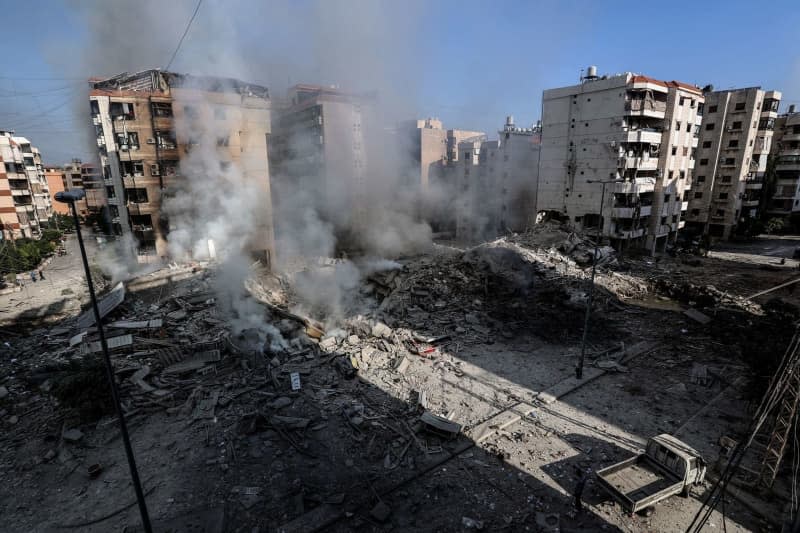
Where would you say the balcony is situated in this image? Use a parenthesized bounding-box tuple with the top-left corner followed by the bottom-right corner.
(625, 99, 667, 118)
(622, 156, 658, 171)
(742, 199, 760, 207)
(613, 179, 656, 194)
(624, 130, 663, 144)
(745, 180, 763, 190)
(776, 158, 800, 171)
(612, 205, 652, 218)
(614, 227, 646, 239)
(781, 133, 800, 143)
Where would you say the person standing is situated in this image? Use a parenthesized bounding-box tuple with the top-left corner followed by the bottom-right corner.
(38, 269, 45, 281)
(30, 270, 37, 283)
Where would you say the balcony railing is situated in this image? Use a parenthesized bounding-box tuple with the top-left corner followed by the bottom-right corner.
(625, 99, 667, 114)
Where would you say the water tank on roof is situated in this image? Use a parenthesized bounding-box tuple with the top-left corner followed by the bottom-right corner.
(586, 65, 598, 80)
(790, 104, 796, 114)
(506, 115, 514, 127)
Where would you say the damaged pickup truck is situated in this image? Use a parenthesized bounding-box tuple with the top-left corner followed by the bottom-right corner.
(596, 434, 706, 515)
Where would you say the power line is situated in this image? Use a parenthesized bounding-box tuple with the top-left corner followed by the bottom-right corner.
(165, 0, 203, 71)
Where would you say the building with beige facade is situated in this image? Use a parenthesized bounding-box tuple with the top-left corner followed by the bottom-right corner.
(684, 88, 780, 239)
(537, 68, 703, 253)
(452, 117, 541, 242)
(766, 105, 800, 218)
(89, 70, 275, 264)
(0, 132, 52, 240)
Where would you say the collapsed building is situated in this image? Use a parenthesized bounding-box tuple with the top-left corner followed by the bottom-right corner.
(537, 67, 703, 254)
(89, 70, 275, 264)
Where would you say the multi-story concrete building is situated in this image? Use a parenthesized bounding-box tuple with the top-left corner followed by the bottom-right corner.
(537, 68, 703, 253)
(0, 132, 52, 240)
(452, 117, 541, 242)
(89, 69, 275, 264)
(44, 166, 69, 216)
(766, 105, 800, 218)
(684, 88, 780, 239)
(45, 160, 98, 218)
(270, 84, 371, 240)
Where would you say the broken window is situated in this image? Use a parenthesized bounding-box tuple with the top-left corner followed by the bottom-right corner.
(728, 139, 739, 148)
(161, 160, 179, 177)
(697, 175, 706, 183)
(731, 121, 742, 130)
(694, 191, 703, 199)
(759, 118, 775, 130)
(151, 102, 173, 117)
(120, 160, 144, 176)
(724, 158, 735, 165)
(115, 131, 139, 150)
(735, 102, 746, 111)
(708, 105, 718, 113)
(691, 209, 700, 216)
(700, 158, 709, 165)
(110, 101, 135, 120)
(125, 187, 148, 204)
(719, 192, 729, 200)
(705, 123, 715, 131)
(155, 130, 176, 149)
(702, 141, 712, 148)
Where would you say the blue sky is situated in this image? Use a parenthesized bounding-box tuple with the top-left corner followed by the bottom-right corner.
(1, 0, 799, 163)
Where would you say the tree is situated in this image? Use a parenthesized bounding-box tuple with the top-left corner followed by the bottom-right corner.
(764, 217, 786, 235)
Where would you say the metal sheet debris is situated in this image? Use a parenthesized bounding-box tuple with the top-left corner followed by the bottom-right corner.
(81, 334, 133, 354)
(108, 318, 163, 330)
(76, 282, 125, 329)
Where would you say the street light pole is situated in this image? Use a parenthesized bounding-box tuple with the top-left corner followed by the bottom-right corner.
(55, 191, 152, 533)
(576, 179, 623, 380)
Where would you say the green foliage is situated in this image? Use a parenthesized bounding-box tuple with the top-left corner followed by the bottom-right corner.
(0, 237, 56, 275)
(40, 229, 63, 243)
(41, 213, 74, 231)
(764, 217, 786, 235)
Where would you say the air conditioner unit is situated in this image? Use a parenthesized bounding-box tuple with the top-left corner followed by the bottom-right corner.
(146, 138, 155, 144)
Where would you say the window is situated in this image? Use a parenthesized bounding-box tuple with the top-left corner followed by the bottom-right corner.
(214, 107, 226, 120)
(702, 141, 712, 148)
(90, 100, 100, 116)
(691, 209, 700, 216)
(115, 131, 139, 150)
(716, 209, 725, 217)
(464, 152, 470, 160)
(759, 118, 775, 130)
(661, 216, 667, 225)
(110, 101, 135, 120)
(708, 105, 718, 113)
(728, 139, 739, 148)
(735, 102, 746, 111)
(679, 170, 686, 180)
(724, 158, 735, 165)
(155, 130, 176, 149)
(721, 175, 732, 183)
(124, 188, 148, 204)
(151, 102, 173, 117)
(694, 191, 703, 199)
(672, 214, 679, 223)
(671, 146, 677, 155)
(216, 136, 230, 147)
(697, 175, 706, 183)
(120, 160, 144, 176)
(706, 123, 715, 131)
(700, 158, 709, 165)
(731, 121, 742, 130)
(161, 160, 179, 177)
(675, 121, 682, 131)
(683, 146, 689, 156)
(679, 97, 686, 106)
(719, 192, 728, 200)
(686, 123, 692, 133)
(664, 194, 671, 203)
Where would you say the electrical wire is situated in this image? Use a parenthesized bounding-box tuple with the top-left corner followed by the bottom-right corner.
(164, 0, 203, 71)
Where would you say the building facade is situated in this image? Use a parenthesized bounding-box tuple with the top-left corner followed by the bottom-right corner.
(453, 117, 541, 242)
(0, 132, 52, 240)
(684, 88, 780, 239)
(537, 69, 703, 253)
(89, 70, 275, 264)
(766, 105, 800, 218)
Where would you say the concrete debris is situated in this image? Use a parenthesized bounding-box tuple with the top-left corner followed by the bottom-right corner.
(371, 322, 393, 339)
(684, 308, 711, 324)
(270, 396, 293, 409)
(461, 516, 485, 530)
(76, 282, 125, 329)
(167, 309, 188, 320)
(0, 385, 8, 399)
(369, 501, 392, 523)
(420, 411, 461, 438)
(62, 428, 84, 443)
(666, 382, 688, 394)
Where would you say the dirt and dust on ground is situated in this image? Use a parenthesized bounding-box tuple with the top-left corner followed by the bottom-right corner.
(0, 223, 796, 532)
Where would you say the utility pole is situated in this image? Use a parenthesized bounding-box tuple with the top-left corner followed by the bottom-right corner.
(576, 178, 623, 379)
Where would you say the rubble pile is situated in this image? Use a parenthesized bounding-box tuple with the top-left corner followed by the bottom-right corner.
(651, 278, 761, 314)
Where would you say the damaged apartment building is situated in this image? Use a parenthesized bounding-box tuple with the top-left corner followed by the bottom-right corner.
(269, 84, 372, 245)
(0, 132, 52, 240)
(452, 116, 541, 242)
(89, 69, 275, 264)
(537, 67, 703, 253)
(401, 118, 486, 234)
(766, 105, 800, 219)
(684, 88, 781, 239)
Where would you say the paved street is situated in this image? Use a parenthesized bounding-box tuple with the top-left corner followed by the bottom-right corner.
(0, 234, 100, 328)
